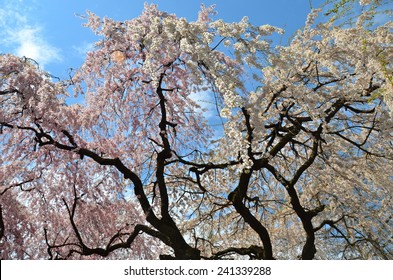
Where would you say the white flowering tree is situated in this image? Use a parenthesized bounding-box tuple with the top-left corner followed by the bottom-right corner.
(1, 1, 392, 259)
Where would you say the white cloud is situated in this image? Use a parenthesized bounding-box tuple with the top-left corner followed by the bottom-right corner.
(12, 27, 62, 66)
(0, 0, 62, 67)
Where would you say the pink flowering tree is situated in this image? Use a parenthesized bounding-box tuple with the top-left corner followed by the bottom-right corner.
(1, 1, 392, 259)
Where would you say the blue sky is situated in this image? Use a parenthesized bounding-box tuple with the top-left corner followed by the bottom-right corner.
(0, 0, 325, 78)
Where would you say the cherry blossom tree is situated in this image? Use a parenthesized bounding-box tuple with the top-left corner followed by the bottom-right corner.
(1, 1, 392, 259)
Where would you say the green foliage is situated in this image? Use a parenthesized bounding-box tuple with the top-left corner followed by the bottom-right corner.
(322, 0, 391, 27)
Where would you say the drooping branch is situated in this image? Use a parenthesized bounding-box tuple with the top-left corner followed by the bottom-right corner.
(0, 178, 36, 195)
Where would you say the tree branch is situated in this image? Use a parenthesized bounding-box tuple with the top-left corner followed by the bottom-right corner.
(213, 245, 264, 259)
(0, 205, 4, 242)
